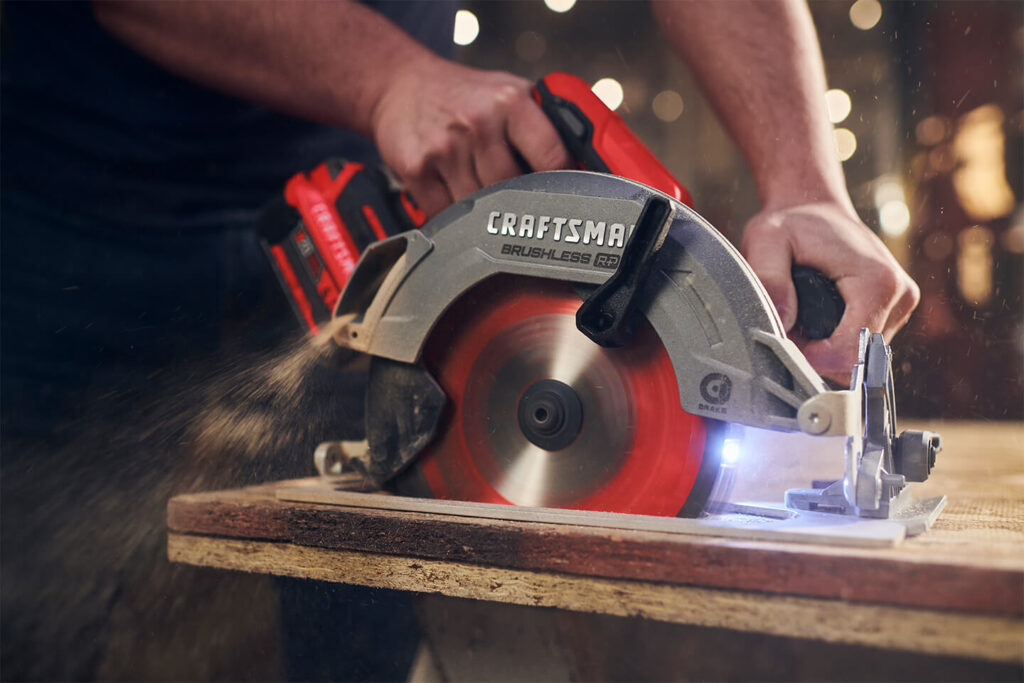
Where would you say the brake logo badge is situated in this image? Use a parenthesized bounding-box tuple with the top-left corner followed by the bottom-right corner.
(699, 373, 732, 406)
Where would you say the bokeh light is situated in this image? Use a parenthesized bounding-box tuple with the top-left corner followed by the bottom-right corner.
(652, 90, 684, 122)
(544, 0, 577, 13)
(879, 200, 911, 236)
(453, 10, 479, 46)
(833, 128, 857, 161)
(849, 0, 882, 30)
(916, 115, 950, 146)
(825, 89, 851, 124)
(592, 78, 624, 111)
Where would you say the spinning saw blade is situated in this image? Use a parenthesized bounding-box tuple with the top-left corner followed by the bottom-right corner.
(393, 275, 723, 516)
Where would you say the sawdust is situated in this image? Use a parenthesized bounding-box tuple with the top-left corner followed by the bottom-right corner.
(1, 319, 366, 679)
(185, 317, 359, 476)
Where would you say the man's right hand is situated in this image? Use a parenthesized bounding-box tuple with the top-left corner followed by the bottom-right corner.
(370, 57, 572, 218)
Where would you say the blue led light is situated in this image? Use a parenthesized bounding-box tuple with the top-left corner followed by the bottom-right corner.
(721, 438, 741, 465)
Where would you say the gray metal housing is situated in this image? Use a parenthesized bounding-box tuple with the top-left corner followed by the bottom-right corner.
(332, 171, 827, 434)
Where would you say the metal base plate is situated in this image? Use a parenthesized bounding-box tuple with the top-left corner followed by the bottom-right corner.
(277, 478, 947, 549)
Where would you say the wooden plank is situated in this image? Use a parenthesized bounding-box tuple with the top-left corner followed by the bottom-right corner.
(167, 533, 1024, 664)
(275, 482, 920, 548)
(167, 418, 1024, 665)
(167, 483, 1024, 617)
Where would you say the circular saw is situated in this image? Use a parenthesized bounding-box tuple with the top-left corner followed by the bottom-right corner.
(264, 73, 942, 527)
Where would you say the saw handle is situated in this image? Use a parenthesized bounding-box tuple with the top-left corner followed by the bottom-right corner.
(534, 73, 692, 206)
(791, 266, 845, 340)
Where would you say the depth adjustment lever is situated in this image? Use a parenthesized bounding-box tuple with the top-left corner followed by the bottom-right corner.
(576, 195, 673, 347)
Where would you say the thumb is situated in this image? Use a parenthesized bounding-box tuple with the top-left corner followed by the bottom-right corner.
(745, 245, 798, 331)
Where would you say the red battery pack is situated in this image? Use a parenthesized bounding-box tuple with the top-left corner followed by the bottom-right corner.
(258, 159, 424, 334)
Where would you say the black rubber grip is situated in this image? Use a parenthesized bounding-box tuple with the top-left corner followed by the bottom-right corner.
(791, 266, 845, 340)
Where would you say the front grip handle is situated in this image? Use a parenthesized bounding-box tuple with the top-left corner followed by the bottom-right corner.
(791, 266, 845, 340)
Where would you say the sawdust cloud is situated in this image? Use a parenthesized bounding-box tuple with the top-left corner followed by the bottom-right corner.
(186, 317, 362, 475)
(1, 319, 365, 679)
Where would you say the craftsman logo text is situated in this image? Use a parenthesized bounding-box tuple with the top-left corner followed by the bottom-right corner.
(487, 211, 633, 249)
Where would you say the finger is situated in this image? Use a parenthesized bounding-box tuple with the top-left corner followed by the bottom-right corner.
(744, 236, 798, 331)
(473, 139, 523, 187)
(801, 275, 896, 380)
(402, 171, 453, 219)
(434, 136, 483, 202)
(506, 97, 572, 172)
(882, 281, 920, 342)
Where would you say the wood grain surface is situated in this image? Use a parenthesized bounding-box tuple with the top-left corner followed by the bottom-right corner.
(167, 421, 1024, 662)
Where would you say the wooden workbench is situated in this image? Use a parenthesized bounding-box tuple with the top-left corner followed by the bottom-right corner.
(168, 421, 1024, 673)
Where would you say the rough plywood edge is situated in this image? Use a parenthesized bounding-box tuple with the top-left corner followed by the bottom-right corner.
(168, 533, 1024, 664)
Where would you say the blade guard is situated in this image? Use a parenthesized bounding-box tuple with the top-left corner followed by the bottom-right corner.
(332, 171, 829, 435)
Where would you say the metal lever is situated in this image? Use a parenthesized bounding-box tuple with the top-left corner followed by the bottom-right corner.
(576, 195, 673, 347)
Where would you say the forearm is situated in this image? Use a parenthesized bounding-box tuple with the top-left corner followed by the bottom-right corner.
(652, 0, 851, 212)
(93, 0, 435, 137)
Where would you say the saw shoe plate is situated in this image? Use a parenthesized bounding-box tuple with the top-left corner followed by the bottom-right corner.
(393, 275, 722, 517)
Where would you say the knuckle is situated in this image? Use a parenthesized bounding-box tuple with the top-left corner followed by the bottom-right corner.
(533, 144, 569, 171)
(458, 108, 487, 133)
(493, 82, 527, 108)
(391, 157, 420, 180)
(905, 277, 922, 308)
(394, 151, 432, 180)
(871, 264, 902, 296)
(423, 135, 456, 164)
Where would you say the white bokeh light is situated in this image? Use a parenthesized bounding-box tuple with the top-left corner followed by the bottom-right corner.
(544, 0, 577, 12)
(879, 200, 911, 237)
(833, 128, 857, 161)
(592, 78, 624, 111)
(452, 10, 479, 46)
(849, 0, 882, 30)
(825, 89, 852, 124)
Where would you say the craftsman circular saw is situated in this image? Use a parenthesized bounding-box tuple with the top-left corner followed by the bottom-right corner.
(260, 73, 942, 526)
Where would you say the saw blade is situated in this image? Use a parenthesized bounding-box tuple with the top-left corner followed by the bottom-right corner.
(393, 274, 723, 517)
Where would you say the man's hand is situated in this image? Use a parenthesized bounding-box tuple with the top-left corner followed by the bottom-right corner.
(371, 57, 571, 217)
(742, 201, 919, 383)
(653, 0, 922, 379)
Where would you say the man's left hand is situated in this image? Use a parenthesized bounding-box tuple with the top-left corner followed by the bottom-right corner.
(741, 201, 920, 384)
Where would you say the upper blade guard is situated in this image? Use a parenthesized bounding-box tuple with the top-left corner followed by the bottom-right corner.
(334, 171, 828, 435)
